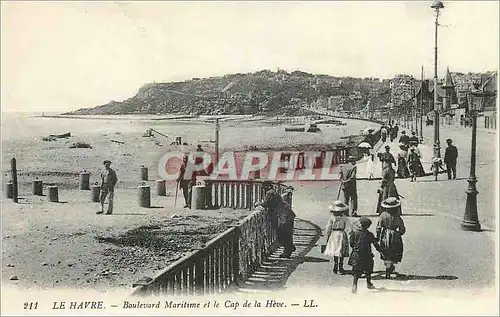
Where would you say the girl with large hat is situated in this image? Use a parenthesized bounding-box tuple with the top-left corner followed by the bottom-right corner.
(323, 201, 352, 274)
(376, 197, 406, 279)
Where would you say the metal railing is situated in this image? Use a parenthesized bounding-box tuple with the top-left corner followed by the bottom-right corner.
(131, 181, 289, 297)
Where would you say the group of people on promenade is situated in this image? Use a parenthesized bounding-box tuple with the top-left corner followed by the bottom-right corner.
(328, 121, 461, 293)
(323, 197, 406, 294)
(340, 148, 402, 217)
(380, 122, 400, 143)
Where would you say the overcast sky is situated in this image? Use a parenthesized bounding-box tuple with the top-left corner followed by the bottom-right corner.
(1, 1, 498, 112)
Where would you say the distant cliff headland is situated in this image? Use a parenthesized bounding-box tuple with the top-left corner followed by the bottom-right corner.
(65, 69, 395, 116)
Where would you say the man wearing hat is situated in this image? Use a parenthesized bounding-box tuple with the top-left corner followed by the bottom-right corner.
(376, 197, 406, 279)
(258, 181, 296, 258)
(339, 155, 358, 217)
(279, 187, 296, 258)
(444, 138, 458, 180)
(409, 131, 419, 144)
(97, 160, 118, 215)
(177, 154, 196, 208)
(398, 131, 410, 147)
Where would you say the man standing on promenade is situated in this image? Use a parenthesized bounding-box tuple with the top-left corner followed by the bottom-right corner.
(97, 160, 118, 215)
(258, 181, 296, 258)
(339, 155, 358, 217)
(444, 138, 458, 180)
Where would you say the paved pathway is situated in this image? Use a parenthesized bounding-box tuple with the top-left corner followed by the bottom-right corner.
(275, 124, 497, 313)
(237, 218, 321, 292)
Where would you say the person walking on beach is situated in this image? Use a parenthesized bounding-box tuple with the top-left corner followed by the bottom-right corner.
(258, 181, 296, 258)
(376, 197, 406, 279)
(348, 217, 382, 294)
(444, 138, 458, 180)
(339, 155, 358, 217)
(324, 201, 352, 274)
(97, 160, 118, 215)
(177, 154, 195, 208)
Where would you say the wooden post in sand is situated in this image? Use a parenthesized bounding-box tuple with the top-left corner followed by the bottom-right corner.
(11, 158, 18, 203)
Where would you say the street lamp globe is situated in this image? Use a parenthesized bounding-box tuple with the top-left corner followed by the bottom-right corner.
(431, 0, 444, 9)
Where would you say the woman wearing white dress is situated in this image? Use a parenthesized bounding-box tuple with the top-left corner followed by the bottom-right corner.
(323, 201, 352, 274)
(365, 149, 375, 180)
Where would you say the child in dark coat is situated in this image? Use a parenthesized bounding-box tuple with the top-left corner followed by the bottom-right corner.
(348, 217, 382, 294)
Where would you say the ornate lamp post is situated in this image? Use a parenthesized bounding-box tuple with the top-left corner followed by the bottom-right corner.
(431, 0, 444, 179)
(419, 66, 425, 143)
(461, 84, 485, 232)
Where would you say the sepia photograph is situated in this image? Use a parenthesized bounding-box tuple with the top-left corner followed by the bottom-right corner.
(1, 1, 499, 315)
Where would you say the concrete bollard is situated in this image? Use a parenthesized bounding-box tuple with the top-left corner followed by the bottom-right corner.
(140, 165, 148, 181)
(79, 170, 90, 190)
(32, 179, 43, 196)
(138, 183, 150, 208)
(91, 182, 101, 202)
(156, 180, 166, 196)
(11, 158, 18, 203)
(6, 181, 13, 198)
(48, 186, 59, 202)
(191, 185, 206, 210)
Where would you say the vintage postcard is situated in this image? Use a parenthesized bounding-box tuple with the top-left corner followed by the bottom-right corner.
(1, 1, 498, 316)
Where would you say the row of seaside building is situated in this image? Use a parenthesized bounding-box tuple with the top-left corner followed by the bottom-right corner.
(386, 70, 497, 130)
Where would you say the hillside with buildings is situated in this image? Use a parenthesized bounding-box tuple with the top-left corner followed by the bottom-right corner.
(65, 69, 392, 116)
(65, 68, 495, 124)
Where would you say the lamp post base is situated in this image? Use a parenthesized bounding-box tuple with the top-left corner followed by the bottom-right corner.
(461, 220, 481, 232)
(461, 180, 481, 232)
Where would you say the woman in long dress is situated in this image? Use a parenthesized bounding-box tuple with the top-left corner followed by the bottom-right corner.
(367, 150, 375, 180)
(396, 144, 410, 178)
(376, 197, 406, 279)
(376, 166, 401, 215)
(323, 201, 351, 274)
(407, 147, 421, 182)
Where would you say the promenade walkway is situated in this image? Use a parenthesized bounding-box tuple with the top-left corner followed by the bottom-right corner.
(280, 124, 497, 314)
